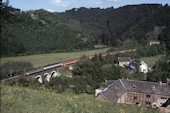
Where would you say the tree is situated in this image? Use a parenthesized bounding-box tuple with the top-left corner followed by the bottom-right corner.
(147, 57, 170, 82)
(0, 61, 33, 80)
(101, 64, 121, 80)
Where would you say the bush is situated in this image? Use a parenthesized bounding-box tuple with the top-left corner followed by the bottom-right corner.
(0, 61, 33, 80)
(137, 45, 165, 57)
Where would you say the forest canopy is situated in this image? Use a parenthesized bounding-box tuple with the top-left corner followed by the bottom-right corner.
(1, 2, 170, 57)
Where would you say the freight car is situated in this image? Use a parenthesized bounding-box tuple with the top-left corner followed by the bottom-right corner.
(62, 59, 79, 66)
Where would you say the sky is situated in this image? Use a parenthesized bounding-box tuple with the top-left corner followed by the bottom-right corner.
(7, 0, 170, 12)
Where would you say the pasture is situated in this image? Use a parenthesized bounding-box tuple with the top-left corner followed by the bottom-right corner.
(1, 85, 159, 113)
(140, 55, 164, 66)
(1, 48, 109, 68)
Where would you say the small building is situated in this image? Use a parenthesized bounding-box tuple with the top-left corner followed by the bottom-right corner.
(118, 57, 131, 67)
(96, 79, 170, 108)
(139, 61, 148, 73)
(149, 40, 160, 46)
(94, 44, 107, 49)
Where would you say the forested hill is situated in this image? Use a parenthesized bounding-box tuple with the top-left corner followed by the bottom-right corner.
(1, 3, 170, 57)
(61, 4, 162, 44)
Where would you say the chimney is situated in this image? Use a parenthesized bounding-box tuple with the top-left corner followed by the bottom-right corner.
(167, 78, 170, 85)
(159, 81, 163, 86)
(152, 86, 156, 91)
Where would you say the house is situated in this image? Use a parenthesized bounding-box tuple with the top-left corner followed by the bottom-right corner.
(128, 59, 138, 72)
(139, 61, 148, 73)
(118, 57, 131, 67)
(149, 40, 160, 46)
(96, 79, 170, 108)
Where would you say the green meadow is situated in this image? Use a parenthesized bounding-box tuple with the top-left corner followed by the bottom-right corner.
(1, 85, 159, 113)
(1, 48, 109, 68)
(140, 55, 164, 66)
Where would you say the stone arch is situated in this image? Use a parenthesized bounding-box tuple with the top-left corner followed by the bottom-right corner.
(44, 73, 51, 82)
(35, 75, 43, 83)
(152, 102, 159, 109)
(51, 70, 60, 77)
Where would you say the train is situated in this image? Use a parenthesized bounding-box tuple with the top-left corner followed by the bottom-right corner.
(25, 59, 79, 76)
(25, 54, 109, 76)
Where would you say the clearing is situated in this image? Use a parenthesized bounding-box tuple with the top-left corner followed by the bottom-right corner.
(1, 85, 159, 113)
(1, 48, 109, 68)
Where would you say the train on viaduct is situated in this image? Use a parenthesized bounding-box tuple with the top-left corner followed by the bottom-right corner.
(1, 49, 136, 83)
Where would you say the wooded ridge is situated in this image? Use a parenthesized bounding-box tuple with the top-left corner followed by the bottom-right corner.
(1, 3, 170, 57)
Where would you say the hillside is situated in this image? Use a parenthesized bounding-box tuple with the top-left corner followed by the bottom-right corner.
(1, 3, 170, 57)
(1, 85, 159, 113)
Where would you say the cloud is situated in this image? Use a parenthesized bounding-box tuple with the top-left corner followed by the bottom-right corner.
(50, 0, 69, 7)
(46, 9, 54, 12)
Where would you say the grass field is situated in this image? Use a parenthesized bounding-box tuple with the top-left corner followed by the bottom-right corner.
(1, 48, 109, 68)
(1, 85, 159, 113)
(140, 55, 164, 66)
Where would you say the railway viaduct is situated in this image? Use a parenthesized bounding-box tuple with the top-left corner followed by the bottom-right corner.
(1, 49, 136, 83)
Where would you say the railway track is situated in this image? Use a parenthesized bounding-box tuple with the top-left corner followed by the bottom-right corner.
(1, 49, 136, 83)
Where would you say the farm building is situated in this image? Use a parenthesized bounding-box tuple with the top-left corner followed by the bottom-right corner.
(118, 57, 131, 67)
(96, 79, 170, 108)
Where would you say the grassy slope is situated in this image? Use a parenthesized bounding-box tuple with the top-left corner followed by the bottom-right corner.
(0, 48, 109, 68)
(140, 55, 163, 66)
(1, 85, 159, 113)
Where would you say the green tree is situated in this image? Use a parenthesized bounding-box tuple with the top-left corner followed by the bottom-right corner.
(101, 64, 121, 80)
(147, 57, 170, 82)
(0, 61, 33, 80)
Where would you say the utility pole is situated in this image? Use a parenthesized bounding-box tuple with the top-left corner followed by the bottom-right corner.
(9, 62, 12, 76)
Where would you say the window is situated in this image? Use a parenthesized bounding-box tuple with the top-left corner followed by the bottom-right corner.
(146, 102, 151, 105)
(136, 102, 139, 105)
(134, 96, 137, 99)
(161, 97, 167, 99)
(146, 95, 151, 98)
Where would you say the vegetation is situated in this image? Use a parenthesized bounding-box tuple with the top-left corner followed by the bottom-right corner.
(1, 53, 135, 93)
(1, 1, 170, 57)
(159, 26, 170, 54)
(1, 48, 109, 67)
(1, 85, 159, 113)
(1, 1, 169, 113)
(0, 61, 33, 80)
(147, 56, 170, 82)
(137, 45, 165, 57)
(2, 54, 114, 94)
(140, 55, 164, 66)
